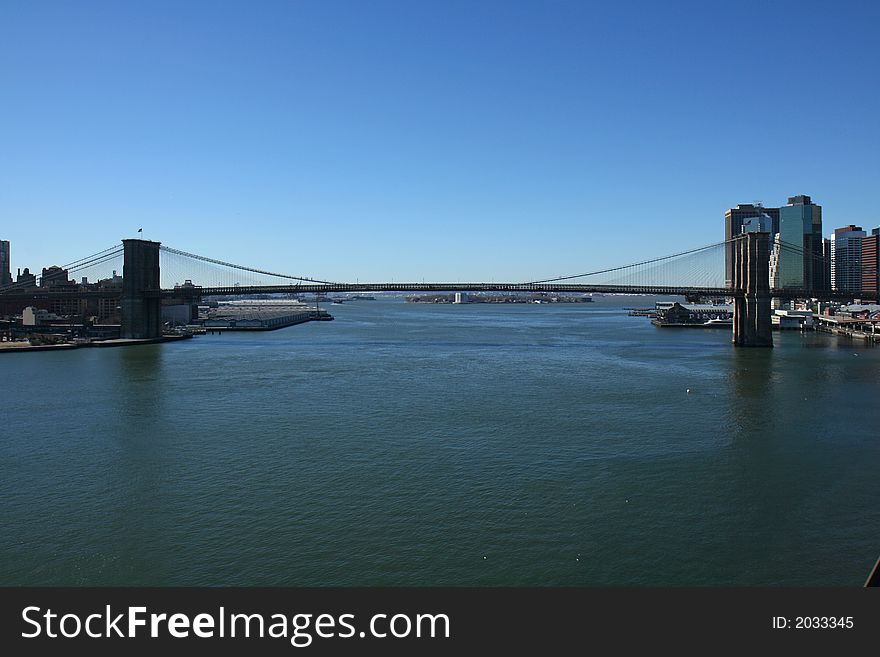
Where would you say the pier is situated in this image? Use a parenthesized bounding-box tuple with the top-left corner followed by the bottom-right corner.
(816, 315, 880, 343)
(199, 302, 332, 331)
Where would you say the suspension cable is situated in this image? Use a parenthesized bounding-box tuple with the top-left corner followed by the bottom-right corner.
(524, 239, 734, 285)
(159, 246, 336, 285)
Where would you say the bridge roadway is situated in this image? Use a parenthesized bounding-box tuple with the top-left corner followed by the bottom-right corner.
(155, 283, 735, 298)
(156, 283, 860, 301)
(0, 283, 861, 301)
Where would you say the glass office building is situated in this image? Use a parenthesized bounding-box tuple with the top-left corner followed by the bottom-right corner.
(775, 195, 823, 291)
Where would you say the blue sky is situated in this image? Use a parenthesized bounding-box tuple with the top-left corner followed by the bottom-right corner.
(2, 0, 878, 282)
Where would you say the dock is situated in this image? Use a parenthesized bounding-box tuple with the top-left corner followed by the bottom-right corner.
(0, 342, 79, 354)
(199, 304, 333, 331)
(0, 334, 193, 353)
(91, 334, 194, 347)
(816, 315, 880, 343)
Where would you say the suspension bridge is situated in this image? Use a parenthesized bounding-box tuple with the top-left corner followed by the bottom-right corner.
(0, 233, 860, 347)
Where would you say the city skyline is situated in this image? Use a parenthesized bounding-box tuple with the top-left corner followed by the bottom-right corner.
(2, 1, 879, 281)
(4, 191, 879, 289)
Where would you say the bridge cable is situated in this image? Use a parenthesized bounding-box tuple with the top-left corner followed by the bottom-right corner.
(523, 239, 734, 285)
(159, 246, 338, 286)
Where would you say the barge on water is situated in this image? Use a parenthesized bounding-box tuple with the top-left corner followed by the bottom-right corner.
(196, 301, 333, 331)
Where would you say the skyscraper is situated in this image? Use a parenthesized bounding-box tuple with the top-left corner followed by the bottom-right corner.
(724, 203, 780, 287)
(0, 240, 11, 287)
(775, 195, 824, 291)
(860, 228, 879, 301)
(822, 238, 832, 295)
(830, 225, 866, 294)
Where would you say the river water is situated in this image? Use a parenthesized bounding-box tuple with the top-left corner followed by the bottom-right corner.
(2, 297, 878, 585)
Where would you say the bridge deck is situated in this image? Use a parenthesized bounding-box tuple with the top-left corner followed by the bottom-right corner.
(0, 283, 862, 301)
(158, 283, 734, 298)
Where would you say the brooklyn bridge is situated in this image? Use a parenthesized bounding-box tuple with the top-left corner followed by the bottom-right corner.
(0, 234, 858, 347)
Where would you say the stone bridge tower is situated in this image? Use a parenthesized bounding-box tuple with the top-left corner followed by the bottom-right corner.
(121, 239, 161, 339)
(732, 232, 773, 347)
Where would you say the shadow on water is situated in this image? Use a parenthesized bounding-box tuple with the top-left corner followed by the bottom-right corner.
(726, 347, 776, 442)
(717, 340, 871, 585)
(102, 345, 175, 584)
(116, 344, 165, 416)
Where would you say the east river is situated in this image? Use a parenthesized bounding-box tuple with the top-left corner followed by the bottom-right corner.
(2, 297, 878, 585)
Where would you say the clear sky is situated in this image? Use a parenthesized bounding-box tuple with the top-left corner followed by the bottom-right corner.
(2, 0, 878, 282)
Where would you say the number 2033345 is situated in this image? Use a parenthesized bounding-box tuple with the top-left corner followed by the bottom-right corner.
(772, 617, 854, 630)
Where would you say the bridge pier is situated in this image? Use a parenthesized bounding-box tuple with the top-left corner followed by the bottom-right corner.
(732, 232, 773, 347)
(121, 239, 162, 339)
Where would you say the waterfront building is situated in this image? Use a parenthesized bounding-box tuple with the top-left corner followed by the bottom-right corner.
(16, 268, 37, 287)
(831, 224, 866, 293)
(724, 203, 780, 287)
(40, 265, 71, 287)
(772, 309, 814, 330)
(651, 302, 733, 326)
(36, 265, 88, 316)
(862, 228, 880, 301)
(22, 307, 59, 326)
(775, 195, 824, 291)
(92, 271, 124, 322)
